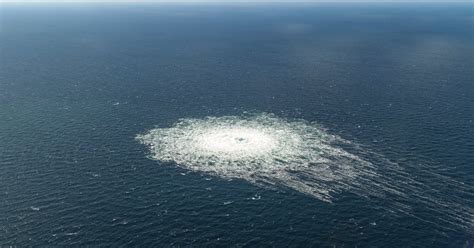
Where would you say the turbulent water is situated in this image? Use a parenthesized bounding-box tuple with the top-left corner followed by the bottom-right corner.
(1, 3, 473, 247)
(137, 113, 371, 202)
(138, 113, 473, 231)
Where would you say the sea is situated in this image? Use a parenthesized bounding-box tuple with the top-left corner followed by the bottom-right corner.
(0, 2, 473, 247)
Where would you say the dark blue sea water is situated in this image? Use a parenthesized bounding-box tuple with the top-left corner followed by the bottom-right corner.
(1, 3, 473, 247)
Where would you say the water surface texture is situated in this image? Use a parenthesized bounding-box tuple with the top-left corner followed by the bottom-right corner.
(1, 3, 473, 247)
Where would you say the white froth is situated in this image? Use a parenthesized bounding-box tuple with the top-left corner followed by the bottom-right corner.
(196, 127, 277, 156)
(137, 113, 473, 231)
(136, 113, 372, 202)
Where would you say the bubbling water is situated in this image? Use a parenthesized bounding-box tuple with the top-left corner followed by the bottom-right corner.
(136, 113, 375, 202)
(137, 112, 473, 231)
(196, 127, 278, 156)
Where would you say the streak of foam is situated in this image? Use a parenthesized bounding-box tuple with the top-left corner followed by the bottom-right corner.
(137, 113, 473, 232)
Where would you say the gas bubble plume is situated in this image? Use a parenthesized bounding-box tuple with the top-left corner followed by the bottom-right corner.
(137, 113, 373, 202)
(137, 113, 473, 231)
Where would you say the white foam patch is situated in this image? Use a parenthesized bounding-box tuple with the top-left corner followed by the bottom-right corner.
(137, 113, 473, 231)
(137, 113, 379, 202)
(138, 114, 386, 201)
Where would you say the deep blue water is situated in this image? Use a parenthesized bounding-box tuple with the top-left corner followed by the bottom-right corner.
(0, 3, 473, 247)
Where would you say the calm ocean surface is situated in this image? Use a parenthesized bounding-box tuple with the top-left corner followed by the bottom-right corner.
(0, 3, 473, 247)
